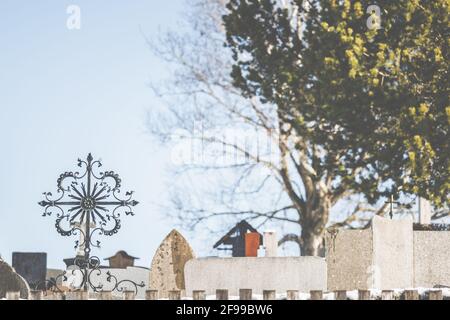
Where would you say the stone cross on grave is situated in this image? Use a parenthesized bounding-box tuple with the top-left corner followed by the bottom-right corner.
(385, 195, 399, 219)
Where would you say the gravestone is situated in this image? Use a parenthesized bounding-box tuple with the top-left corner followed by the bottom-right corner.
(149, 230, 195, 298)
(326, 216, 413, 290)
(0, 258, 30, 299)
(12, 252, 47, 290)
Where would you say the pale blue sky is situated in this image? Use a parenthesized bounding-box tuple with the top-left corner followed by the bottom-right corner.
(0, 1, 189, 268)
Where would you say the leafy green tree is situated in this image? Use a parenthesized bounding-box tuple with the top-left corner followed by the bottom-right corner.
(224, 0, 449, 254)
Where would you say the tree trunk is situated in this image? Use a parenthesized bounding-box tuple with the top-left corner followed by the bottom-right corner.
(301, 229, 324, 256)
(300, 189, 331, 256)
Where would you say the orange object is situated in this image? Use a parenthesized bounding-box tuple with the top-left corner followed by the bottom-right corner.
(245, 232, 260, 257)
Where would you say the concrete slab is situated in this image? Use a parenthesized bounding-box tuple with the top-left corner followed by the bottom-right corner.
(184, 256, 326, 296)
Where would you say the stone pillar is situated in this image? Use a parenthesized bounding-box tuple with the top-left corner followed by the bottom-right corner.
(428, 290, 443, 300)
(404, 290, 419, 300)
(216, 289, 228, 300)
(418, 197, 432, 225)
(168, 290, 181, 300)
(263, 290, 276, 300)
(193, 290, 206, 300)
(358, 290, 370, 300)
(145, 290, 158, 300)
(335, 290, 347, 300)
(123, 291, 136, 300)
(264, 231, 278, 257)
(381, 290, 394, 300)
(6, 291, 20, 300)
(310, 290, 323, 300)
(239, 289, 252, 300)
(286, 290, 299, 300)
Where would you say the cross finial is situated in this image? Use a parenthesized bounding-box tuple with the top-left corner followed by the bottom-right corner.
(385, 194, 399, 219)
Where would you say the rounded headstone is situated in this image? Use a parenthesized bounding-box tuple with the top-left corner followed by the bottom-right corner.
(0, 259, 30, 299)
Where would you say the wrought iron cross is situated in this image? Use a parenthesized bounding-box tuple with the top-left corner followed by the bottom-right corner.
(38, 154, 143, 292)
(39, 153, 138, 256)
(385, 195, 399, 219)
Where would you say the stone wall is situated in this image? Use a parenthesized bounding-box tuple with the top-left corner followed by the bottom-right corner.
(414, 231, 450, 287)
(184, 257, 326, 296)
(326, 216, 414, 290)
(372, 216, 414, 289)
(326, 229, 372, 290)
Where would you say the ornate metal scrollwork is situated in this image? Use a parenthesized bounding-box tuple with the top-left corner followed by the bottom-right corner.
(39, 153, 138, 246)
(37, 154, 144, 295)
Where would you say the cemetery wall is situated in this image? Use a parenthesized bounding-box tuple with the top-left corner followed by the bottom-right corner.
(184, 257, 326, 296)
(372, 216, 413, 289)
(413, 231, 450, 287)
(326, 229, 372, 290)
(327, 216, 414, 290)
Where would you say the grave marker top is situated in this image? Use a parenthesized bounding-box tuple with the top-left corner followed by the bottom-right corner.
(149, 230, 195, 298)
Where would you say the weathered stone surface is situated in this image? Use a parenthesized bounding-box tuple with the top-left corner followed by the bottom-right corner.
(414, 231, 450, 287)
(326, 216, 414, 290)
(263, 231, 278, 257)
(185, 257, 326, 296)
(0, 259, 30, 299)
(372, 216, 413, 289)
(326, 228, 372, 290)
(149, 230, 195, 298)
